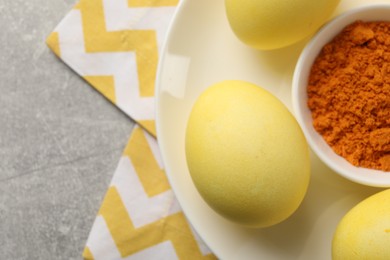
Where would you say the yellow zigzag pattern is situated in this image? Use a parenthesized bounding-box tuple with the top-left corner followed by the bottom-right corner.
(124, 127, 170, 197)
(83, 128, 216, 259)
(47, 0, 217, 258)
(77, 0, 177, 136)
(79, 0, 156, 98)
(85, 187, 216, 259)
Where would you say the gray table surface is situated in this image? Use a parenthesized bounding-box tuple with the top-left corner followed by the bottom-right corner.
(0, 0, 135, 259)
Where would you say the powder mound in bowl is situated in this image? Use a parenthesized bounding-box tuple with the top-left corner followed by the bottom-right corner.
(307, 20, 390, 171)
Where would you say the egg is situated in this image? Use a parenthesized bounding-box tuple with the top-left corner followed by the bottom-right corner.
(185, 80, 310, 228)
(225, 0, 340, 50)
(332, 189, 390, 259)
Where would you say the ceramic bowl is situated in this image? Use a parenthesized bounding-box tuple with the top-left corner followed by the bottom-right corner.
(292, 4, 390, 187)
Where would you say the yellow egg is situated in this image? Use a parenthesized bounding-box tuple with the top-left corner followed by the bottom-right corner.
(225, 0, 340, 50)
(332, 189, 390, 260)
(185, 80, 310, 228)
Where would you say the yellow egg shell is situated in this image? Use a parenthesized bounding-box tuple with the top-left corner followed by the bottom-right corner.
(185, 80, 310, 228)
(225, 0, 341, 50)
(332, 189, 390, 260)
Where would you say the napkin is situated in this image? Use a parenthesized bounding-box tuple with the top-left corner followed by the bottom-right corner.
(46, 0, 216, 259)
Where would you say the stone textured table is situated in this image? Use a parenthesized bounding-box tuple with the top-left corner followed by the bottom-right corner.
(0, 0, 135, 258)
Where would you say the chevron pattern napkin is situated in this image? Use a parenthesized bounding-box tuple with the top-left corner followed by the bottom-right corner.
(46, 0, 216, 259)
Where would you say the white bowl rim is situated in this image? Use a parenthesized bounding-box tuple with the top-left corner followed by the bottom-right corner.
(292, 4, 390, 187)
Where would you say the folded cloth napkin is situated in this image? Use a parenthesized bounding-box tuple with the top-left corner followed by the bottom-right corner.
(46, 0, 216, 259)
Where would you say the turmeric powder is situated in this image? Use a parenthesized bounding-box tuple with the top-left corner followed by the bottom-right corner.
(308, 20, 390, 171)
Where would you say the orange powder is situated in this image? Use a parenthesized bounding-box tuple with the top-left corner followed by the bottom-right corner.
(308, 20, 390, 171)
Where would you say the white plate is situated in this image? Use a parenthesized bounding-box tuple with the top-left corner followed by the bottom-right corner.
(156, 0, 387, 259)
